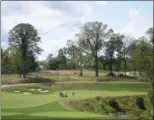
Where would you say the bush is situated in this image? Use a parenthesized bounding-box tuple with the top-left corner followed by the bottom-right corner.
(148, 90, 153, 105)
(109, 98, 121, 112)
(136, 97, 146, 110)
(107, 72, 116, 77)
(21, 77, 55, 84)
(96, 96, 102, 101)
(119, 74, 124, 77)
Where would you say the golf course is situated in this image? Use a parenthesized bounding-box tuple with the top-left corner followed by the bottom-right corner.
(1, 1, 153, 119)
(1, 71, 153, 120)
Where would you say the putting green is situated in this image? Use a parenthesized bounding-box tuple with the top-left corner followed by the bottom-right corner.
(30, 111, 110, 118)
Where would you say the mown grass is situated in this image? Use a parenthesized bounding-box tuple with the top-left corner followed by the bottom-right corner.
(2, 82, 151, 94)
(1, 72, 151, 120)
(2, 83, 132, 119)
(2, 115, 117, 120)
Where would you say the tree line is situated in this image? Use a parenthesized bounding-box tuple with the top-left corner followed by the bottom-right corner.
(1, 22, 153, 81)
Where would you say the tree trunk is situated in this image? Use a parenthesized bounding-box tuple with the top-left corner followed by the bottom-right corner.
(117, 64, 119, 76)
(134, 71, 136, 76)
(124, 50, 127, 76)
(73, 63, 76, 69)
(80, 66, 83, 76)
(72, 47, 76, 70)
(22, 59, 26, 78)
(110, 57, 113, 74)
(139, 70, 142, 76)
(79, 46, 83, 76)
(134, 68, 136, 76)
(95, 54, 99, 77)
(22, 39, 27, 78)
(124, 60, 126, 76)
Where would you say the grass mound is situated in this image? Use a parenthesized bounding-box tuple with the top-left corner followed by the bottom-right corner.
(68, 95, 153, 119)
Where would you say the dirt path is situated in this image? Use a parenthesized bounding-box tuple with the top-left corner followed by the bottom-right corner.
(1, 81, 150, 88)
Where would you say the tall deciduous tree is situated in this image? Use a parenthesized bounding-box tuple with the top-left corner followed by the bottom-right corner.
(122, 35, 134, 76)
(80, 21, 112, 77)
(146, 27, 153, 44)
(8, 23, 42, 78)
(57, 48, 67, 69)
(105, 33, 124, 75)
(146, 27, 153, 87)
(66, 40, 78, 69)
(75, 33, 86, 76)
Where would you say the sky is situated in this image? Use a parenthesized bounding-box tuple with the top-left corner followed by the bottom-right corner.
(1, 1, 153, 60)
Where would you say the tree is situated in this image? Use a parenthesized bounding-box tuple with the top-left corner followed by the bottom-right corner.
(146, 27, 153, 44)
(116, 34, 124, 76)
(75, 34, 86, 76)
(66, 40, 78, 69)
(46, 54, 60, 70)
(127, 40, 138, 76)
(105, 33, 124, 75)
(131, 37, 152, 78)
(57, 48, 67, 69)
(1, 48, 10, 74)
(80, 21, 112, 77)
(122, 35, 134, 76)
(8, 23, 42, 78)
(38, 60, 48, 70)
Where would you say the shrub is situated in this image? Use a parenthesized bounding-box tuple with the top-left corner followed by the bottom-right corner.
(148, 90, 153, 104)
(21, 77, 55, 84)
(104, 105, 115, 114)
(109, 98, 122, 112)
(96, 96, 102, 101)
(107, 72, 116, 77)
(136, 97, 146, 110)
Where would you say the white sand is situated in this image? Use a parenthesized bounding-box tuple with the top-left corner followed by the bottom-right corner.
(14, 90, 20, 93)
(23, 92, 31, 95)
(39, 90, 49, 93)
(29, 88, 35, 91)
(37, 89, 42, 91)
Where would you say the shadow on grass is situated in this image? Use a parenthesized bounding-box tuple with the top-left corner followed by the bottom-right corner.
(2, 115, 118, 120)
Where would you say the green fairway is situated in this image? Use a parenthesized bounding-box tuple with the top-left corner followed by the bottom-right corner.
(1, 83, 151, 120)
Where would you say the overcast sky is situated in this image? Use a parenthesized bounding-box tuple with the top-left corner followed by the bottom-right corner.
(1, 1, 153, 60)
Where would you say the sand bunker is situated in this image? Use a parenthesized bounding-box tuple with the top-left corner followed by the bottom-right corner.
(37, 89, 42, 91)
(39, 90, 49, 93)
(14, 90, 20, 93)
(29, 88, 35, 91)
(23, 92, 31, 95)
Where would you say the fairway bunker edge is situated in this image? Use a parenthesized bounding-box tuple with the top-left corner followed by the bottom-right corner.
(23, 92, 32, 95)
(39, 90, 49, 93)
(14, 90, 20, 93)
(29, 88, 35, 91)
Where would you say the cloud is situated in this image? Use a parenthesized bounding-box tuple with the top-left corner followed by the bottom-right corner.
(121, 8, 153, 38)
(1, 2, 152, 60)
(1, 1, 92, 60)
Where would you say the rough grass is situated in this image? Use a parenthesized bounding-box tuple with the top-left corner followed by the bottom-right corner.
(68, 95, 153, 120)
(1, 70, 146, 85)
